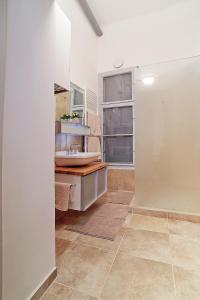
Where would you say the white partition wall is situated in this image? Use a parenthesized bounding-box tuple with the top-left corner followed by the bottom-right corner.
(2, 1, 56, 299)
(0, 0, 7, 298)
(135, 56, 200, 214)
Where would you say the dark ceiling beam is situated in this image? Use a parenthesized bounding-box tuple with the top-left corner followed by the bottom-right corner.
(78, 0, 103, 36)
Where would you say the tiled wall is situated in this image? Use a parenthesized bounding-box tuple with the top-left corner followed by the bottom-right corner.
(55, 133, 84, 152)
(55, 122, 84, 152)
(108, 169, 135, 192)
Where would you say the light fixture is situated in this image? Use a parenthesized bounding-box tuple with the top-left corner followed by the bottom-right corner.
(113, 58, 124, 69)
(142, 76, 155, 86)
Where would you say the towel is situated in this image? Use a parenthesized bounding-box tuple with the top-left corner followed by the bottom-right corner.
(55, 182, 73, 211)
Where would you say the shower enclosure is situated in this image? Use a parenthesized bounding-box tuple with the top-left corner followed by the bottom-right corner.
(135, 55, 200, 215)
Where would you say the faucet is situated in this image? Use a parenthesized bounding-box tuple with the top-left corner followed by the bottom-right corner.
(70, 144, 80, 153)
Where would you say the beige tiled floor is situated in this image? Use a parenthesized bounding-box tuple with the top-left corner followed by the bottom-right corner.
(41, 192, 200, 300)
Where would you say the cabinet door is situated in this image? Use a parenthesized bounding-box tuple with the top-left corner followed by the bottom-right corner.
(81, 172, 97, 210)
(97, 168, 107, 197)
(55, 3, 71, 91)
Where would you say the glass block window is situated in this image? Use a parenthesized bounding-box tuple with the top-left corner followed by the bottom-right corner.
(103, 72, 132, 102)
(103, 106, 133, 164)
(103, 106, 133, 135)
(103, 136, 133, 164)
(101, 69, 135, 165)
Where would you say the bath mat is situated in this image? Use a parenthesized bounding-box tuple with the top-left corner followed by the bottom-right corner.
(63, 200, 129, 240)
(101, 191, 134, 206)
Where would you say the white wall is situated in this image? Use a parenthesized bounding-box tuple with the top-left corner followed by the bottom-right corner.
(0, 0, 7, 298)
(135, 56, 200, 214)
(55, 3, 71, 91)
(56, 0, 98, 92)
(98, 0, 200, 72)
(2, 1, 56, 299)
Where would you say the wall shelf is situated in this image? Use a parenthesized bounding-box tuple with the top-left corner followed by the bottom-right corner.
(61, 121, 91, 136)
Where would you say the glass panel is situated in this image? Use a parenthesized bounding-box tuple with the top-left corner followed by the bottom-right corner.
(103, 72, 132, 102)
(81, 172, 96, 210)
(135, 56, 200, 214)
(103, 106, 133, 135)
(55, 91, 70, 121)
(72, 109, 84, 125)
(97, 168, 106, 197)
(72, 109, 84, 118)
(71, 82, 84, 106)
(104, 136, 133, 164)
(73, 89, 84, 105)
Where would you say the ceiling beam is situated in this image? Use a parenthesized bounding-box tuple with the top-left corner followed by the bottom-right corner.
(78, 0, 103, 36)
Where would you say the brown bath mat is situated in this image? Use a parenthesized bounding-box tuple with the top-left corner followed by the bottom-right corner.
(63, 198, 129, 240)
(101, 190, 134, 206)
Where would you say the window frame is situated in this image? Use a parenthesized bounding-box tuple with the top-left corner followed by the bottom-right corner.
(99, 67, 135, 168)
(70, 82, 86, 125)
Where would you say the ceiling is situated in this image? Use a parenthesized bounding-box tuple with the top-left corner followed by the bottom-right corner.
(87, 0, 187, 26)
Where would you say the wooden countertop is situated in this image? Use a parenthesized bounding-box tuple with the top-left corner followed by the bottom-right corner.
(55, 161, 108, 176)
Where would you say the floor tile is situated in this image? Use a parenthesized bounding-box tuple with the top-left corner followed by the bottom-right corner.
(100, 252, 135, 300)
(56, 238, 72, 257)
(132, 208, 168, 219)
(56, 243, 115, 298)
(133, 284, 175, 300)
(124, 214, 169, 234)
(168, 212, 200, 223)
(75, 228, 125, 252)
(53, 190, 200, 300)
(169, 219, 200, 240)
(71, 290, 98, 300)
(56, 223, 80, 242)
(174, 266, 200, 300)
(101, 191, 134, 206)
(131, 257, 173, 291)
(101, 252, 174, 300)
(40, 283, 98, 300)
(119, 228, 171, 264)
(40, 283, 73, 300)
(170, 234, 200, 271)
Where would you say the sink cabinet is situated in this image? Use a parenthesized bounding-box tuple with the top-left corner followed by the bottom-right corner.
(55, 164, 108, 211)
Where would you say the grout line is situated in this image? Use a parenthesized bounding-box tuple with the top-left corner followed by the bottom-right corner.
(99, 225, 127, 298)
(55, 228, 128, 298)
(169, 233, 177, 300)
(53, 281, 97, 299)
(172, 263, 177, 300)
(55, 231, 126, 299)
(168, 214, 177, 300)
(167, 212, 170, 234)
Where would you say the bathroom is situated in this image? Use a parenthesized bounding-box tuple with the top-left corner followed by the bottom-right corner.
(1, 0, 200, 299)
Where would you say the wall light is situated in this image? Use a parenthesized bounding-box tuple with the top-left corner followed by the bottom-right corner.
(142, 76, 155, 86)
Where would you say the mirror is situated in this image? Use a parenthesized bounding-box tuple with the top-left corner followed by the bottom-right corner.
(55, 82, 85, 125)
(55, 91, 70, 121)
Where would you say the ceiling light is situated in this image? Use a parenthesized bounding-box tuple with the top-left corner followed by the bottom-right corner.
(142, 76, 155, 86)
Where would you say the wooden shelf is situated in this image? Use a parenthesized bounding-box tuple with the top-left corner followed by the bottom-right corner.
(55, 161, 108, 176)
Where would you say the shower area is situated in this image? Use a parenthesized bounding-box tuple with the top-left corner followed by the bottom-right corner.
(135, 55, 200, 215)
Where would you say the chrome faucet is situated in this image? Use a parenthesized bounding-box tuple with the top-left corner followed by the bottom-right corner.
(70, 144, 80, 153)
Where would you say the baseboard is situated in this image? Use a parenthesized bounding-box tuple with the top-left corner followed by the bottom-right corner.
(30, 268, 57, 300)
(133, 206, 200, 223)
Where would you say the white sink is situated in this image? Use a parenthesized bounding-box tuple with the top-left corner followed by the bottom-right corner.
(55, 151, 101, 167)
